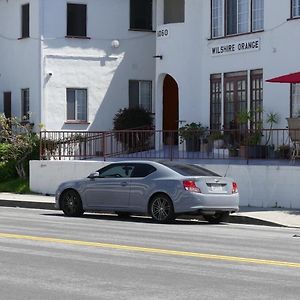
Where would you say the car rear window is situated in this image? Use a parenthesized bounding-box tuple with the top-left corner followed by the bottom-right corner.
(160, 162, 221, 177)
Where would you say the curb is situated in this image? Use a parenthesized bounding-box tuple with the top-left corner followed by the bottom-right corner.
(0, 199, 56, 211)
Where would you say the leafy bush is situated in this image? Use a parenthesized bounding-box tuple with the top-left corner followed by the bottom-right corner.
(0, 161, 17, 181)
(0, 115, 38, 178)
(113, 107, 154, 151)
(113, 107, 153, 130)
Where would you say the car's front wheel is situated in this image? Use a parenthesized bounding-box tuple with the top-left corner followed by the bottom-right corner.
(203, 212, 229, 224)
(60, 189, 84, 217)
(149, 194, 175, 223)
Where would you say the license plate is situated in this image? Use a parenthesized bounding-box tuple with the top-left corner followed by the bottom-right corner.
(211, 184, 223, 192)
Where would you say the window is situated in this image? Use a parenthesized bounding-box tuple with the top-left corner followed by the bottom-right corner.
(252, 0, 264, 31)
(98, 164, 134, 178)
(130, 164, 156, 177)
(211, 0, 264, 38)
(130, 0, 153, 30)
(129, 80, 152, 112)
(160, 162, 221, 177)
(164, 0, 185, 24)
(66, 88, 87, 122)
(224, 71, 247, 130)
(210, 74, 222, 130)
(21, 88, 30, 121)
(209, 70, 264, 130)
(212, 0, 224, 38)
(291, 84, 300, 117)
(292, 0, 300, 18)
(250, 69, 263, 130)
(67, 3, 87, 37)
(21, 3, 30, 38)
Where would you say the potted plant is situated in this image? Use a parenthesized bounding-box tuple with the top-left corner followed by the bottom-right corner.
(209, 131, 225, 149)
(276, 144, 290, 159)
(113, 107, 154, 153)
(237, 109, 266, 159)
(179, 122, 207, 152)
(264, 112, 280, 158)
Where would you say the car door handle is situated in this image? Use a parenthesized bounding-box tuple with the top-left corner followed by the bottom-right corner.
(121, 182, 128, 187)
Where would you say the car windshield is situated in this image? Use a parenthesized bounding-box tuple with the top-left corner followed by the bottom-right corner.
(160, 162, 221, 177)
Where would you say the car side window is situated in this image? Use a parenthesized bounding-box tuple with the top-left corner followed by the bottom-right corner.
(131, 164, 156, 178)
(98, 165, 134, 178)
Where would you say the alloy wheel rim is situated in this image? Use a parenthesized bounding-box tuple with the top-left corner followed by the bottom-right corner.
(151, 197, 170, 221)
(64, 192, 79, 214)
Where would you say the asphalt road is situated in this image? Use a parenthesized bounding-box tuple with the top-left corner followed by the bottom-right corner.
(0, 207, 300, 300)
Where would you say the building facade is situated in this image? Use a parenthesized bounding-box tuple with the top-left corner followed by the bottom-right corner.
(0, 0, 155, 131)
(1, 0, 300, 134)
(156, 0, 300, 135)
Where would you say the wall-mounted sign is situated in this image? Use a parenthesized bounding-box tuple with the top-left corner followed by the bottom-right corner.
(211, 38, 261, 56)
(157, 28, 169, 39)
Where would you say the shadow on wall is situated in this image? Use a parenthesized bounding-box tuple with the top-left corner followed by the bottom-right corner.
(44, 35, 155, 132)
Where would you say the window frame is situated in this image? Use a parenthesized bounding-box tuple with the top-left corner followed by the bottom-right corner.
(129, 0, 153, 31)
(211, 0, 264, 39)
(21, 3, 30, 39)
(290, 83, 300, 117)
(291, 0, 300, 18)
(210, 74, 222, 130)
(21, 88, 30, 121)
(66, 3, 88, 38)
(66, 88, 88, 123)
(129, 80, 153, 112)
(250, 69, 263, 130)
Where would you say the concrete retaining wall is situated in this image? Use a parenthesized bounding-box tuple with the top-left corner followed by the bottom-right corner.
(30, 160, 300, 209)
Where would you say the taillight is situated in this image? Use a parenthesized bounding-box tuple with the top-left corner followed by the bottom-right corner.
(183, 181, 201, 193)
(232, 182, 238, 194)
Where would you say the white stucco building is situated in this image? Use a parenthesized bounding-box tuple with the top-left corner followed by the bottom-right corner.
(0, 0, 155, 131)
(1, 0, 300, 134)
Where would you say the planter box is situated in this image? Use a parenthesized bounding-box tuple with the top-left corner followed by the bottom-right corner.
(212, 148, 229, 158)
(185, 139, 201, 152)
(239, 145, 267, 159)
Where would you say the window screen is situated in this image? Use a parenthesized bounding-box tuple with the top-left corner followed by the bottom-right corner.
(130, 0, 153, 30)
(67, 3, 87, 37)
(22, 4, 30, 38)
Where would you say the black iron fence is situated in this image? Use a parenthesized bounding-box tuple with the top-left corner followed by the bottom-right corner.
(39, 128, 298, 161)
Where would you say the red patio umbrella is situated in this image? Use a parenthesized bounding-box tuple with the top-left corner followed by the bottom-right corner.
(266, 71, 300, 83)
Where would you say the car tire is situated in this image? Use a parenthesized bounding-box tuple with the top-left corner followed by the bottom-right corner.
(149, 194, 175, 224)
(203, 212, 229, 224)
(60, 189, 84, 217)
(116, 212, 131, 218)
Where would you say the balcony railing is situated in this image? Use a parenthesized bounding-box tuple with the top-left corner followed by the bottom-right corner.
(39, 128, 298, 161)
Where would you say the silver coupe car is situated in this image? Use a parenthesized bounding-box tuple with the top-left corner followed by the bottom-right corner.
(55, 161, 239, 223)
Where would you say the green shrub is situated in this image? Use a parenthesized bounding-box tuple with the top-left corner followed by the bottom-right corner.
(0, 143, 12, 162)
(0, 161, 17, 181)
(113, 107, 153, 130)
(113, 107, 154, 151)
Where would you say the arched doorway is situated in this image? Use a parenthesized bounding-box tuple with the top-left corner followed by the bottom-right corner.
(163, 74, 179, 145)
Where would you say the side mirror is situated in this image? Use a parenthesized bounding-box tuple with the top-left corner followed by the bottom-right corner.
(88, 172, 99, 179)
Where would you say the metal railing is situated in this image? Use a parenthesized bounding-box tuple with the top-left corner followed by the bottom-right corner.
(39, 128, 297, 161)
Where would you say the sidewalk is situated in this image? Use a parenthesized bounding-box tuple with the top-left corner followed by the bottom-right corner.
(0, 192, 299, 228)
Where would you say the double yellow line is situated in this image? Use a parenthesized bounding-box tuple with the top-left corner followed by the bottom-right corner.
(0, 232, 299, 269)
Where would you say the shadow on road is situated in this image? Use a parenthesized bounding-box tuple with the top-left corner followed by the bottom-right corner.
(41, 212, 227, 226)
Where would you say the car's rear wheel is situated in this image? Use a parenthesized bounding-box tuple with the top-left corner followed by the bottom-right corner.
(60, 189, 84, 217)
(149, 194, 175, 223)
(203, 212, 229, 224)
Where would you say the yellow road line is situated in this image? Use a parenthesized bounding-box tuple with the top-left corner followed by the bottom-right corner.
(0, 232, 299, 268)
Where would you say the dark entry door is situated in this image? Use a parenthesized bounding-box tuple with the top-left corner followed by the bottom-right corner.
(3, 92, 12, 118)
(224, 73, 247, 144)
(163, 75, 179, 145)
